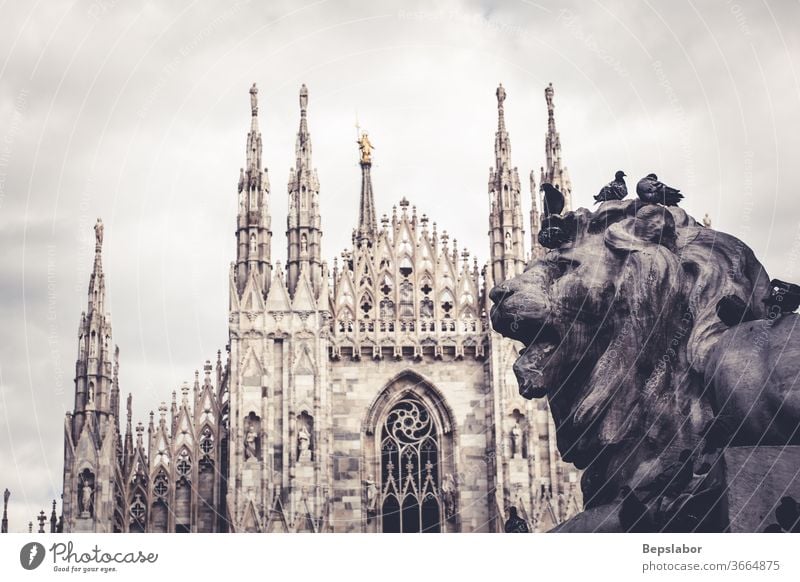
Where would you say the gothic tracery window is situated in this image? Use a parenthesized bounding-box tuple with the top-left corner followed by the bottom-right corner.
(380, 396, 442, 533)
(420, 297, 434, 318)
(176, 450, 192, 483)
(399, 280, 414, 319)
(130, 494, 146, 527)
(380, 298, 395, 319)
(200, 427, 214, 467)
(153, 471, 168, 500)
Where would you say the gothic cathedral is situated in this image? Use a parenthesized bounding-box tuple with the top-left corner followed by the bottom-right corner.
(61, 82, 580, 533)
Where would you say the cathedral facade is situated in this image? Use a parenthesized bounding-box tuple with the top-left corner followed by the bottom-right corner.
(61, 82, 580, 533)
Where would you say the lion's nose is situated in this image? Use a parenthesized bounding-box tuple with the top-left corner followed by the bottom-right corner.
(489, 284, 513, 305)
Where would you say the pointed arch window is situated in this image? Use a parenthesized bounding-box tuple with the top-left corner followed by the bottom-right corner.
(399, 280, 414, 318)
(360, 293, 374, 318)
(380, 274, 393, 296)
(130, 493, 146, 529)
(153, 470, 169, 500)
(380, 298, 395, 319)
(399, 256, 413, 278)
(420, 297, 434, 318)
(440, 290, 455, 315)
(380, 396, 442, 533)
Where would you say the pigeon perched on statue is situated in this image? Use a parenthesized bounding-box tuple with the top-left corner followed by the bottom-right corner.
(537, 182, 572, 249)
(636, 173, 684, 206)
(503, 506, 530, 533)
(541, 182, 565, 215)
(594, 170, 628, 203)
(763, 279, 800, 315)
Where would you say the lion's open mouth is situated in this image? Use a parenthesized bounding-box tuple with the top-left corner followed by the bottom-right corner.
(512, 324, 561, 399)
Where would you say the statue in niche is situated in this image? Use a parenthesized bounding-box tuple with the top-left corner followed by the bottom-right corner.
(365, 475, 378, 520)
(78, 472, 94, 518)
(510, 424, 522, 458)
(441, 473, 457, 521)
(297, 425, 311, 461)
(300, 234, 308, 254)
(244, 422, 259, 461)
(87, 383, 95, 407)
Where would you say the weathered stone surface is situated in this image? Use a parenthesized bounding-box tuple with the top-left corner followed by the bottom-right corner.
(723, 446, 800, 532)
(491, 199, 800, 532)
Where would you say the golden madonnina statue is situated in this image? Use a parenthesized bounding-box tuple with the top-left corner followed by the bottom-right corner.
(357, 131, 374, 163)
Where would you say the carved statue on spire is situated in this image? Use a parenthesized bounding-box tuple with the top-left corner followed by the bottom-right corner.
(357, 131, 374, 163)
(496, 83, 506, 106)
(545, 82, 554, 113)
(249, 83, 258, 116)
(299, 83, 308, 112)
(94, 218, 103, 248)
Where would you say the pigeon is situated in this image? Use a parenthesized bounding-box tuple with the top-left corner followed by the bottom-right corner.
(716, 295, 757, 327)
(541, 182, 565, 216)
(503, 506, 530, 533)
(594, 171, 628, 203)
(636, 449, 694, 503)
(618, 486, 655, 532)
(636, 173, 684, 206)
(764, 279, 800, 315)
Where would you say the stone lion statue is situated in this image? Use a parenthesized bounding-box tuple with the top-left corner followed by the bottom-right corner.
(491, 199, 800, 532)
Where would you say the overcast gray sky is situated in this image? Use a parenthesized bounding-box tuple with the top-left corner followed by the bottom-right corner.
(1, 0, 799, 531)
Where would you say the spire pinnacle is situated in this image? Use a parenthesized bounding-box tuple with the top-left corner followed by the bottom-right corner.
(545, 82, 555, 132)
(494, 84, 511, 169)
(496, 83, 507, 132)
(356, 130, 377, 246)
(295, 84, 311, 165)
(287, 84, 323, 297)
(235, 82, 272, 296)
(488, 84, 524, 283)
(88, 218, 105, 315)
(246, 84, 262, 175)
(541, 82, 572, 211)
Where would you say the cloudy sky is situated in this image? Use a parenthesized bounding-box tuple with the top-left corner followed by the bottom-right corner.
(1, 0, 799, 531)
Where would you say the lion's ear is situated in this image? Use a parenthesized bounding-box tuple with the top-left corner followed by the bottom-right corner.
(605, 205, 677, 252)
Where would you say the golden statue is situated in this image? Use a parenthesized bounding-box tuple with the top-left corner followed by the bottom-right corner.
(357, 131, 374, 163)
